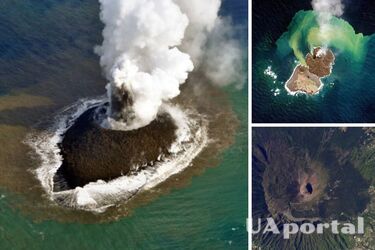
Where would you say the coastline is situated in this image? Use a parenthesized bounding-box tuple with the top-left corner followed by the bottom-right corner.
(25, 98, 209, 212)
(285, 47, 335, 96)
(284, 64, 324, 96)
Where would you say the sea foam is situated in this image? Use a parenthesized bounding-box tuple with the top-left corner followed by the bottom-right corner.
(25, 97, 208, 212)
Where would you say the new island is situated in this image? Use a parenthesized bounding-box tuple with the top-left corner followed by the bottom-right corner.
(285, 47, 335, 95)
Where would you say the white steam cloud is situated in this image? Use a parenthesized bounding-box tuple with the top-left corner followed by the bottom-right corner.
(174, 0, 243, 87)
(95, 0, 242, 130)
(312, 0, 344, 42)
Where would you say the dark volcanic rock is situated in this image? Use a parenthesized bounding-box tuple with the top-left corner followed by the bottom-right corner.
(55, 106, 177, 190)
(252, 128, 372, 250)
(253, 128, 370, 221)
(306, 47, 335, 78)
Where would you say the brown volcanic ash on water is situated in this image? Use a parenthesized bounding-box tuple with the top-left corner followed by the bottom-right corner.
(27, 0, 243, 211)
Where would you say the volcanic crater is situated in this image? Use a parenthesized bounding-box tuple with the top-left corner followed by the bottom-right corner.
(54, 104, 178, 191)
(253, 128, 370, 223)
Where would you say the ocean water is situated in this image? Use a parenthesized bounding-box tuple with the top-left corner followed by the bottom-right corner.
(0, 0, 248, 249)
(253, 0, 375, 123)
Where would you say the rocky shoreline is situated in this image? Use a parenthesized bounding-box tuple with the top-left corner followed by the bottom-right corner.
(285, 47, 335, 95)
(54, 105, 177, 190)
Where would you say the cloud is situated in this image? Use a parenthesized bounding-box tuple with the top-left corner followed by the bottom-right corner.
(95, 0, 243, 130)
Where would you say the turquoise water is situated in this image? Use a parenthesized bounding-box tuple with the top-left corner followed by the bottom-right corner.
(0, 0, 248, 249)
(253, 9, 375, 123)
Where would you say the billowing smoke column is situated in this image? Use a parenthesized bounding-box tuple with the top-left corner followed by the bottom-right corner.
(95, 0, 194, 130)
(312, 0, 344, 43)
(95, 0, 242, 130)
(174, 0, 243, 87)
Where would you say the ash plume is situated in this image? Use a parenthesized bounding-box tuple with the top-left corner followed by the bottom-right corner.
(175, 0, 243, 87)
(312, 0, 344, 43)
(95, 0, 243, 130)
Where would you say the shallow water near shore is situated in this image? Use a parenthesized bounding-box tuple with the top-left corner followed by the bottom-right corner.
(0, 0, 248, 248)
(253, 2, 375, 123)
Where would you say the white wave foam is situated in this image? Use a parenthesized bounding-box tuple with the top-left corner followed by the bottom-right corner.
(264, 66, 278, 80)
(25, 97, 208, 213)
(271, 88, 281, 96)
(284, 64, 325, 96)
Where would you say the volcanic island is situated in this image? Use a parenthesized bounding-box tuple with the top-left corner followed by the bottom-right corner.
(54, 105, 178, 190)
(51, 88, 206, 198)
(285, 47, 335, 95)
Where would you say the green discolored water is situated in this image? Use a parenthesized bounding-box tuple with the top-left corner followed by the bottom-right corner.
(253, 8, 375, 123)
(276, 11, 371, 65)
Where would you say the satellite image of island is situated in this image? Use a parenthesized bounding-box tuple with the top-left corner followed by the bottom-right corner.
(0, 0, 248, 249)
(253, 127, 375, 250)
(253, 0, 375, 123)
